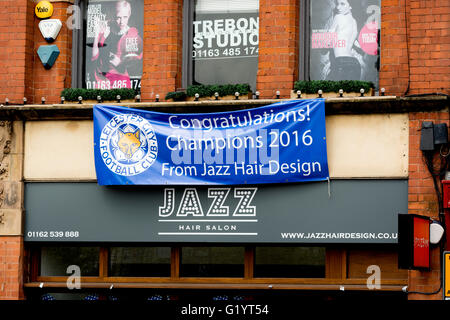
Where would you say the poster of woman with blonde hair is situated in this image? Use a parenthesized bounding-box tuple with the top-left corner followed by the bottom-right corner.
(86, 0, 143, 90)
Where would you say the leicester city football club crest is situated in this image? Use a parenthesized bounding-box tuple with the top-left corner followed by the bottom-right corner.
(99, 114, 158, 176)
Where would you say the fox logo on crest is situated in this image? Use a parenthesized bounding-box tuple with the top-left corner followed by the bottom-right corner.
(117, 128, 141, 159)
(99, 114, 158, 176)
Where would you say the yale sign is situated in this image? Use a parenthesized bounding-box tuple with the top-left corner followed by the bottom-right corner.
(35, 1, 53, 19)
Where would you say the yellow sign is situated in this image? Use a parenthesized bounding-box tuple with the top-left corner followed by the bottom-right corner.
(35, 1, 53, 19)
(445, 252, 450, 300)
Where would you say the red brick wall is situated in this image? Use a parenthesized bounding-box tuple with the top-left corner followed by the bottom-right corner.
(0, 0, 34, 105)
(0, 1, 72, 105)
(408, 110, 449, 300)
(379, 0, 409, 96)
(256, 0, 299, 99)
(1, 1, 448, 103)
(0, 237, 24, 300)
(140, 0, 183, 101)
(24, 0, 36, 103)
(380, 0, 450, 96)
(408, 1, 450, 95)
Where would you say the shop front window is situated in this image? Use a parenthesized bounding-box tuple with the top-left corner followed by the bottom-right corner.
(180, 246, 244, 277)
(109, 247, 171, 277)
(40, 247, 100, 276)
(254, 246, 326, 278)
(186, 0, 259, 91)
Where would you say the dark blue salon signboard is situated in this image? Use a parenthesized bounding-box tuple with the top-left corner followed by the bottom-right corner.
(24, 180, 407, 243)
(93, 100, 329, 185)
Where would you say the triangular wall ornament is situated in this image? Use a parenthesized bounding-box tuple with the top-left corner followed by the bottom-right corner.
(37, 45, 60, 69)
(39, 19, 62, 43)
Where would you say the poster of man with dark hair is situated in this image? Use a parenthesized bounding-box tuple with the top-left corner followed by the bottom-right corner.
(85, 0, 143, 90)
(310, 0, 380, 89)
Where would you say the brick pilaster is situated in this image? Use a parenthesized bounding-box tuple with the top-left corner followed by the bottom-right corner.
(0, 0, 35, 105)
(140, 0, 183, 101)
(380, 0, 450, 96)
(408, 0, 450, 95)
(257, 0, 299, 99)
(32, 1, 73, 104)
(408, 110, 449, 300)
(0, 120, 25, 300)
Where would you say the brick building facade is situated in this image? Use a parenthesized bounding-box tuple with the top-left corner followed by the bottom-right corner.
(0, 0, 449, 301)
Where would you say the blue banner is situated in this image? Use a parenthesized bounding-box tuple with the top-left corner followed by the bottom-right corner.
(93, 99, 329, 185)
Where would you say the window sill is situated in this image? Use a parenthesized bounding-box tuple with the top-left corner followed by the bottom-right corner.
(25, 279, 407, 291)
(1, 95, 447, 121)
